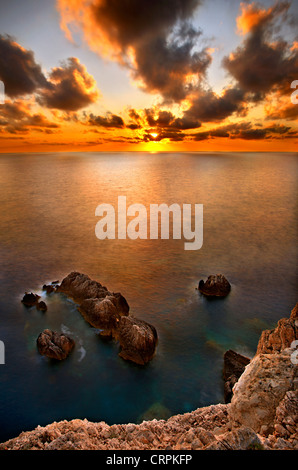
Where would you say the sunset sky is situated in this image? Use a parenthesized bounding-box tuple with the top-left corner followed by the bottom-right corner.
(0, 0, 297, 152)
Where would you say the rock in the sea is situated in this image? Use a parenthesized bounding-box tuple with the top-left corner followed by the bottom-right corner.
(37, 329, 75, 360)
(54, 271, 158, 365)
(21, 292, 40, 307)
(57, 271, 112, 303)
(256, 302, 298, 354)
(223, 350, 250, 403)
(198, 274, 231, 297)
(116, 316, 158, 365)
(79, 296, 127, 335)
(42, 284, 55, 294)
(36, 301, 47, 312)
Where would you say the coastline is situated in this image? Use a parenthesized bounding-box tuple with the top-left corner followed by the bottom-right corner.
(1, 303, 297, 451)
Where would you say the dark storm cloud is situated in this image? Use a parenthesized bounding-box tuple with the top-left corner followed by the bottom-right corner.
(0, 34, 48, 97)
(222, 1, 298, 98)
(38, 57, 99, 111)
(57, 0, 210, 102)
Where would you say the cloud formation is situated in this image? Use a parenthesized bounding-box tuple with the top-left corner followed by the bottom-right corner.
(223, 1, 298, 98)
(38, 57, 99, 111)
(56, 0, 211, 102)
(0, 34, 48, 97)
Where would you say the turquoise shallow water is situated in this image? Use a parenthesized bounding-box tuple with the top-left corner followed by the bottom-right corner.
(0, 151, 297, 441)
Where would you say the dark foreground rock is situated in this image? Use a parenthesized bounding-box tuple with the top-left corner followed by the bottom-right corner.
(198, 274, 231, 297)
(36, 329, 75, 360)
(223, 350, 251, 403)
(56, 272, 157, 365)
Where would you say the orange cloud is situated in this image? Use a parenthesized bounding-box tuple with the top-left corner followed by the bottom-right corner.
(236, 1, 290, 35)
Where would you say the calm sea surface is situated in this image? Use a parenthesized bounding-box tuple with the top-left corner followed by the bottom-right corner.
(0, 152, 297, 441)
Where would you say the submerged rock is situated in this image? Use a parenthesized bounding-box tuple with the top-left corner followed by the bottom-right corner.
(21, 292, 40, 307)
(198, 274, 231, 297)
(223, 350, 250, 403)
(36, 329, 75, 361)
(36, 301, 47, 312)
(116, 316, 158, 365)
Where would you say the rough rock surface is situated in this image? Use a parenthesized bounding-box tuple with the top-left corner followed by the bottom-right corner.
(56, 272, 157, 365)
(257, 303, 298, 354)
(223, 350, 251, 403)
(3, 303, 297, 450)
(57, 272, 112, 303)
(116, 316, 158, 365)
(21, 292, 40, 307)
(198, 274, 231, 297)
(36, 329, 75, 361)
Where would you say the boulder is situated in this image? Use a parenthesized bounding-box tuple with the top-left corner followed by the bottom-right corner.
(223, 350, 250, 403)
(79, 296, 127, 335)
(21, 292, 40, 307)
(57, 271, 112, 303)
(256, 302, 298, 355)
(37, 329, 75, 360)
(198, 274, 231, 297)
(116, 316, 158, 365)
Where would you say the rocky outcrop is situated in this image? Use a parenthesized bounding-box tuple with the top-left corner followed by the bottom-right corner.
(36, 329, 75, 361)
(57, 272, 112, 303)
(116, 316, 158, 365)
(3, 303, 296, 450)
(21, 292, 40, 307)
(223, 350, 250, 403)
(56, 272, 157, 365)
(257, 303, 298, 354)
(198, 274, 231, 297)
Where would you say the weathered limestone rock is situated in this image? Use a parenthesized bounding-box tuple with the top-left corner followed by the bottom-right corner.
(198, 274, 231, 297)
(257, 302, 298, 354)
(229, 349, 297, 433)
(37, 329, 75, 361)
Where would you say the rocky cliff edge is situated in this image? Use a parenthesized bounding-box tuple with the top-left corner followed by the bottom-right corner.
(1, 303, 297, 450)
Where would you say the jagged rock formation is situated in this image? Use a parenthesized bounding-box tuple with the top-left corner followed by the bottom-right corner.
(36, 329, 75, 361)
(257, 303, 298, 354)
(3, 302, 297, 450)
(198, 274, 231, 297)
(57, 272, 157, 365)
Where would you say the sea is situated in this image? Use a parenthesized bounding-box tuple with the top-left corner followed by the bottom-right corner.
(0, 151, 297, 442)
